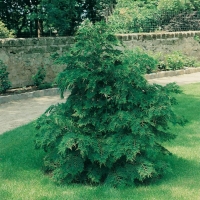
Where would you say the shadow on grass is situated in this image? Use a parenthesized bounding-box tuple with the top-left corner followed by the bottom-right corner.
(0, 122, 199, 192)
(0, 122, 45, 179)
(0, 83, 200, 199)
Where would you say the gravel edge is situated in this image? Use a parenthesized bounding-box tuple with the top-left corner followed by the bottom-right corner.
(145, 67, 200, 79)
(0, 88, 61, 104)
(1, 67, 200, 104)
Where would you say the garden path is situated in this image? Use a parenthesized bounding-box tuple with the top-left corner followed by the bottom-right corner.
(0, 94, 69, 135)
(0, 72, 200, 135)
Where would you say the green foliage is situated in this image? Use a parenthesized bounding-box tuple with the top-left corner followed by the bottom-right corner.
(0, 0, 117, 37)
(32, 66, 46, 87)
(129, 48, 158, 74)
(32, 66, 53, 90)
(157, 0, 186, 12)
(37, 82, 53, 90)
(0, 60, 11, 93)
(108, 0, 200, 33)
(194, 35, 200, 42)
(166, 52, 185, 70)
(156, 51, 197, 71)
(35, 20, 184, 187)
(0, 20, 14, 38)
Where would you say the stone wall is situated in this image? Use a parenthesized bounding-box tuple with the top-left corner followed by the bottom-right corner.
(116, 31, 200, 60)
(1, 31, 200, 88)
(0, 37, 74, 88)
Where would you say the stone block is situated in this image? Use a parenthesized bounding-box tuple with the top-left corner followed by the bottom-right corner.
(148, 73, 157, 79)
(38, 38, 46, 46)
(53, 38, 63, 45)
(195, 67, 200, 72)
(185, 68, 195, 74)
(30, 38, 39, 45)
(1, 39, 12, 47)
(157, 71, 166, 78)
(46, 38, 54, 45)
(144, 74, 149, 79)
(128, 35, 133, 40)
(156, 34, 162, 39)
(122, 35, 129, 41)
(67, 37, 75, 44)
(61, 45, 70, 52)
(165, 71, 175, 77)
(161, 33, 166, 39)
(46, 45, 60, 53)
(27, 47, 46, 54)
(175, 70, 184, 76)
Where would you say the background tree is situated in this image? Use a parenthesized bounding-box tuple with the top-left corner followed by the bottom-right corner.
(0, 0, 41, 37)
(0, 0, 117, 37)
(108, 0, 200, 33)
(35, 20, 185, 187)
(0, 20, 14, 38)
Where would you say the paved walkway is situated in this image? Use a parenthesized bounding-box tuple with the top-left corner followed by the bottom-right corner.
(0, 72, 200, 135)
(0, 94, 69, 135)
(148, 72, 200, 85)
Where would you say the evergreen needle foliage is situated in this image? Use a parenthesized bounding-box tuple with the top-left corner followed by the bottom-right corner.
(35, 20, 184, 187)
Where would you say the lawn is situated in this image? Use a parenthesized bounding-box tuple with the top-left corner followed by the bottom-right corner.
(0, 83, 200, 200)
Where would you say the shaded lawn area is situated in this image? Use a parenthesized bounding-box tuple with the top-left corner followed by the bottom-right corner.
(0, 83, 200, 200)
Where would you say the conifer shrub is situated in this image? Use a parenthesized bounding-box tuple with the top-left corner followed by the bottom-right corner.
(35, 20, 184, 187)
(0, 60, 11, 93)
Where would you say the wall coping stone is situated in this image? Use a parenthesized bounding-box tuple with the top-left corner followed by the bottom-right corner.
(115, 31, 200, 41)
(1, 30, 200, 47)
(0, 36, 74, 47)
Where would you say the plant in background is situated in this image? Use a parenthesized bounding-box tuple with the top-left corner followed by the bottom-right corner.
(153, 51, 198, 71)
(35, 20, 185, 187)
(194, 35, 200, 43)
(32, 66, 53, 89)
(165, 51, 197, 70)
(0, 20, 14, 38)
(108, 0, 200, 33)
(0, 60, 11, 93)
(129, 48, 158, 74)
(32, 66, 46, 86)
(165, 51, 185, 70)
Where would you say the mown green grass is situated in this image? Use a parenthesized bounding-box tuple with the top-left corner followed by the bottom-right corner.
(1, 83, 200, 200)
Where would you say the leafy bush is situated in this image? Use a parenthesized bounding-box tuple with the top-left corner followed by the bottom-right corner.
(108, 0, 200, 33)
(32, 66, 46, 87)
(35, 20, 184, 187)
(37, 82, 53, 90)
(108, 0, 159, 33)
(0, 20, 14, 38)
(155, 51, 197, 71)
(32, 66, 53, 90)
(165, 52, 185, 70)
(157, 0, 186, 13)
(0, 60, 11, 93)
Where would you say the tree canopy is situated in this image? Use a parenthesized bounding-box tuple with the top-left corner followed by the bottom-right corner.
(0, 20, 14, 38)
(0, 0, 117, 37)
(108, 0, 200, 33)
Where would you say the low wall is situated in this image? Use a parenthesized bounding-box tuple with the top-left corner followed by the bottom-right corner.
(116, 31, 200, 60)
(1, 31, 200, 88)
(0, 37, 74, 88)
